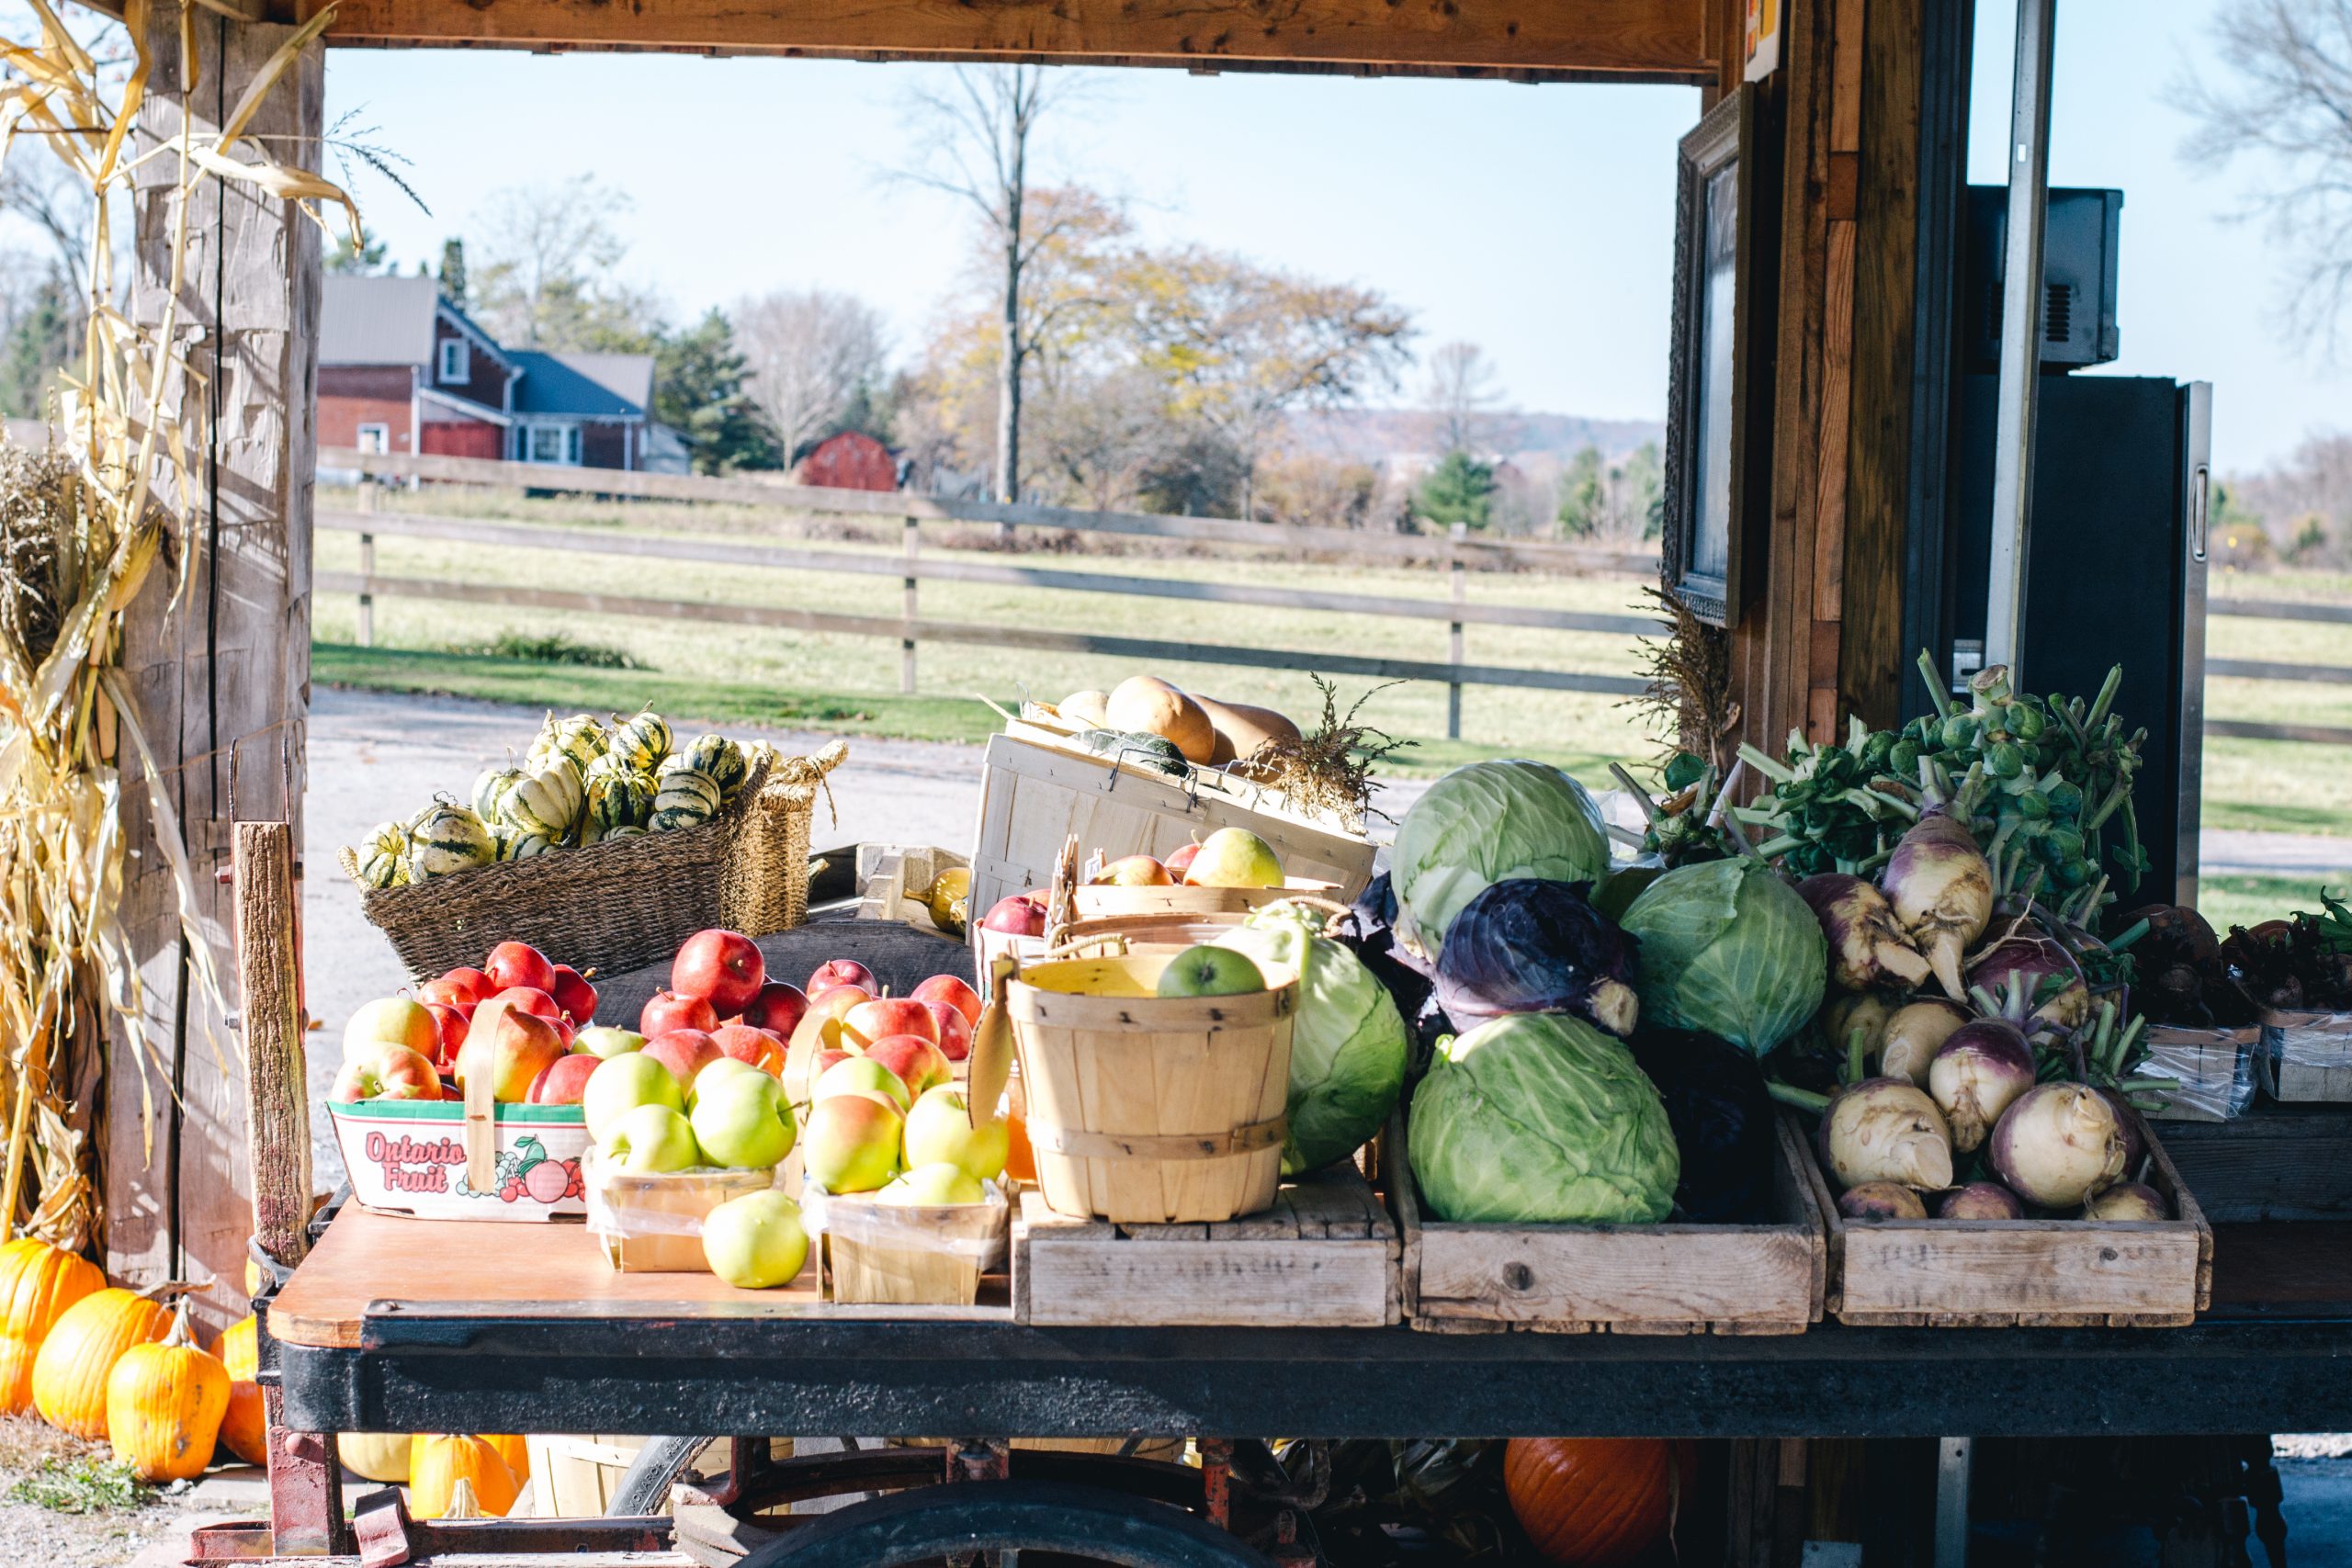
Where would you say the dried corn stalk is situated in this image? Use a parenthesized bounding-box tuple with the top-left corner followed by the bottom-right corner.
(0, 2, 361, 1247)
(1625, 585, 1738, 771)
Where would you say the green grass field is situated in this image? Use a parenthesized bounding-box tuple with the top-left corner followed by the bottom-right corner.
(312, 486, 2352, 867)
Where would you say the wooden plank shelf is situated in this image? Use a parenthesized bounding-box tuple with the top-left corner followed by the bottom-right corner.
(1012, 1164, 1398, 1328)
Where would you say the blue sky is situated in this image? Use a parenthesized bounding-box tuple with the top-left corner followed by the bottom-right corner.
(321, 0, 2340, 472)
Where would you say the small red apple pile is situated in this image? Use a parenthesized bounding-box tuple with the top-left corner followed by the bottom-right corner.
(335, 940, 600, 1107)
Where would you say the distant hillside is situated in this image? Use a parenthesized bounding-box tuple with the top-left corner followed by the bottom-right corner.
(1287, 408, 1666, 466)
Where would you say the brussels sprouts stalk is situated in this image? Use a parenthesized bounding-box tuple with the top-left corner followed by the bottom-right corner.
(1883, 810, 1995, 1001)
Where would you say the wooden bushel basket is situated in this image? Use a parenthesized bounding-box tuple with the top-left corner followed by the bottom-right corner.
(1067, 878, 1339, 920)
(1004, 953, 1297, 1225)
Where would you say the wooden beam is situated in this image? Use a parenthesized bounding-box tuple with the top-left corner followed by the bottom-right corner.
(233, 822, 311, 1274)
(294, 0, 1715, 80)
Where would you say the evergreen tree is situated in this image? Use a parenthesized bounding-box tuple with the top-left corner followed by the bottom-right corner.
(1555, 445, 1608, 536)
(326, 232, 390, 273)
(0, 275, 76, 420)
(1417, 448, 1496, 531)
(438, 238, 469, 306)
(654, 309, 782, 474)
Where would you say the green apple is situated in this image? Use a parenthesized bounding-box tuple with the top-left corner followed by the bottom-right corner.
(1182, 827, 1283, 889)
(685, 1055, 763, 1111)
(812, 1056, 911, 1111)
(603, 1102, 703, 1173)
(881, 1162, 986, 1206)
(901, 1086, 1010, 1182)
(571, 1025, 648, 1059)
(689, 1065, 797, 1169)
(700, 1190, 808, 1289)
(584, 1052, 685, 1143)
(1155, 944, 1267, 998)
(801, 1094, 903, 1194)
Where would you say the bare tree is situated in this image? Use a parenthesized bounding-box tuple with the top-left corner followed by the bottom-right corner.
(1422, 340, 1505, 455)
(734, 289, 889, 465)
(899, 66, 1089, 504)
(2176, 0, 2352, 354)
(469, 175, 652, 350)
(0, 161, 90, 286)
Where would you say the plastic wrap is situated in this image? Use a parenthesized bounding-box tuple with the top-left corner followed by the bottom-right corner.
(2140, 1024, 2259, 1122)
(807, 1181, 1011, 1305)
(583, 1151, 778, 1272)
(2260, 1008, 2352, 1103)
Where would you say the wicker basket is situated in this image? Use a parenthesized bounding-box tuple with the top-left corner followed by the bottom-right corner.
(341, 740, 846, 979)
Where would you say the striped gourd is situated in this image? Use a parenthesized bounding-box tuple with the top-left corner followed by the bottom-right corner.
(471, 766, 523, 825)
(497, 830, 557, 862)
(531, 713, 607, 781)
(600, 825, 648, 842)
(650, 768, 722, 832)
(672, 735, 747, 804)
(605, 709, 672, 775)
(582, 754, 656, 840)
(497, 762, 584, 843)
(355, 822, 409, 889)
(407, 803, 496, 880)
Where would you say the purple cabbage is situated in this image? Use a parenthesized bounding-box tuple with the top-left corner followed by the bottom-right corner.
(1625, 1027, 1777, 1224)
(1434, 878, 1641, 1037)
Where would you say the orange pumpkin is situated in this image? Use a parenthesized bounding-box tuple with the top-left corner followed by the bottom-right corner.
(1502, 1438, 1696, 1568)
(0, 1237, 105, 1416)
(106, 1303, 230, 1483)
(481, 1434, 530, 1484)
(410, 1433, 518, 1519)
(31, 1286, 174, 1440)
(208, 1315, 267, 1466)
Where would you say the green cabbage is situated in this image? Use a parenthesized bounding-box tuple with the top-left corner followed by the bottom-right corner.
(1216, 901, 1409, 1175)
(1407, 1013, 1678, 1224)
(1616, 858, 1826, 1055)
(1391, 761, 1611, 959)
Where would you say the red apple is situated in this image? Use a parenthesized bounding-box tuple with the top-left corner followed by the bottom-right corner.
(711, 1022, 786, 1076)
(641, 988, 720, 1039)
(910, 975, 982, 1029)
(483, 941, 557, 997)
(331, 1043, 442, 1103)
(417, 976, 484, 1018)
(864, 1033, 953, 1099)
(486, 986, 562, 1022)
(738, 981, 810, 1038)
(922, 999, 973, 1063)
(455, 1007, 566, 1103)
(842, 998, 939, 1053)
(421, 1002, 469, 1070)
(980, 894, 1047, 938)
(526, 1052, 600, 1105)
(643, 1029, 725, 1091)
(806, 959, 876, 999)
(548, 964, 598, 1025)
(1161, 841, 1203, 881)
(435, 966, 497, 1007)
(808, 985, 872, 1032)
(673, 928, 766, 1017)
(814, 1047, 854, 1077)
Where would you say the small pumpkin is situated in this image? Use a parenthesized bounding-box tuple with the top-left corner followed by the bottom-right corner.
(481, 1433, 530, 1484)
(1502, 1437, 1695, 1568)
(339, 1432, 413, 1484)
(32, 1285, 175, 1439)
(106, 1303, 230, 1483)
(410, 1432, 518, 1518)
(0, 1237, 105, 1416)
(209, 1314, 267, 1466)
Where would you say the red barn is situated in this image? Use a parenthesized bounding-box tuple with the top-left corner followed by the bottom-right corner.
(794, 430, 900, 491)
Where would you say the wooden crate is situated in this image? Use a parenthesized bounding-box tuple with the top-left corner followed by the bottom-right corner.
(1387, 1112, 1825, 1336)
(968, 730, 1377, 930)
(1804, 1110, 2213, 1327)
(1012, 1162, 1398, 1327)
(2260, 1008, 2352, 1103)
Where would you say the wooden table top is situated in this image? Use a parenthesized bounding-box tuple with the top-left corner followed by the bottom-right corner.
(269, 1206, 1009, 1349)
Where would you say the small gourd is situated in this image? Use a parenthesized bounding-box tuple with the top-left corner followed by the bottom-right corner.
(410, 1432, 518, 1518)
(106, 1303, 230, 1483)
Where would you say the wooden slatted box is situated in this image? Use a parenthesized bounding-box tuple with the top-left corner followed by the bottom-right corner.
(1804, 1109, 2213, 1327)
(1386, 1111, 1826, 1336)
(1011, 1162, 1398, 1327)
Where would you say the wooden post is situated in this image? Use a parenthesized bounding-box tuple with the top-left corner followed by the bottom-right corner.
(1447, 522, 1466, 740)
(234, 822, 310, 1270)
(356, 478, 375, 649)
(111, 13, 322, 1330)
(901, 514, 919, 695)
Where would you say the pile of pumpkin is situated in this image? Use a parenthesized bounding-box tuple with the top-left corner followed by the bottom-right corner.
(349, 708, 763, 889)
(0, 1236, 522, 1515)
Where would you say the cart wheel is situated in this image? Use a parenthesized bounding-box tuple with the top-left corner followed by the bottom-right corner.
(738, 1478, 1272, 1567)
(607, 1436, 708, 1516)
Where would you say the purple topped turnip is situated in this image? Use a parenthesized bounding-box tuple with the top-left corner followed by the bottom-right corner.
(1823, 991, 1895, 1064)
(1839, 1182, 1928, 1221)
(1883, 811, 1994, 1002)
(2083, 1182, 2167, 1223)
(1986, 1083, 2126, 1209)
(1799, 874, 1932, 993)
(1927, 1018, 2038, 1153)
(1938, 1181, 2026, 1220)
(1879, 998, 1971, 1086)
(1815, 1079, 1954, 1191)
(1966, 931, 2089, 1037)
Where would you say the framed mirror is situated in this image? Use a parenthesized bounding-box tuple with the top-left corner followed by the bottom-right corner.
(1663, 85, 1771, 627)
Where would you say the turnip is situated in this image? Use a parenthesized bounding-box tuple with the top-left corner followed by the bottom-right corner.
(1927, 1019, 2038, 1153)
(2082, 1181, 2167, 1223)
(1966, 931, 2089, 1037)
(1938, 1181, 2025, 1220)
(1814, 1079, 1953, 1191)
(1798, 874, 1932, 993)
(1987, 1084, 2126, 1209)
(1879, 998, 1970, 1087)
(1883, 809, 1994, 1002)
(1838, 1182, 1927, 1221)
(1823, 991, 1895, 1065)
